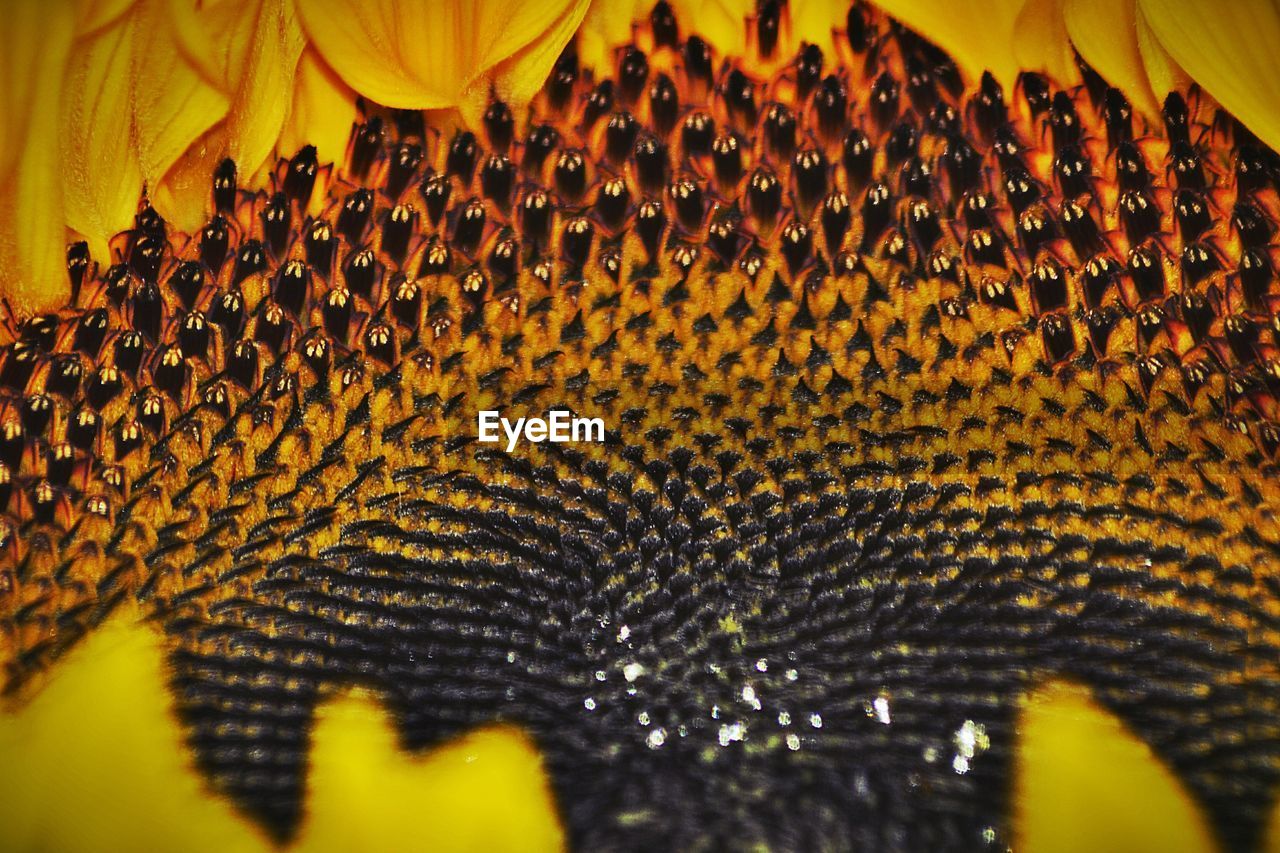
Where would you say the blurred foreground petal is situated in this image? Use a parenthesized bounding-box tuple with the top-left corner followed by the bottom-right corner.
(298, 0, 587, 114)
(0, 2, 75, 313)
(1139, 0, 1280, 152)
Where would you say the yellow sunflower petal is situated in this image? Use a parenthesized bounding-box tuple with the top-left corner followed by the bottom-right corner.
(297, 0, 586, 113)
(669, 0, 749, 60)
(1063, 0, 1159, 119)
(74, 0, 135, 37)
(788, 0, 851, 64)
(297, 695, 565, 852)
(129, 1, 230, 189)
(470, 0, 587, 84)
(151, 124, 229, 236)
(1133, 2, 1187, 107)
(60, 12, 144, 262)
(170, 0, 307, 180)
(1014, 0, 1079, 89)
(61, 1, 227, 260)
(0, 2, 75, 312)
(483, 0, 592, 124)
(1138, 0, 1280, 153)
(578, 0, 645, 74)
(1016, 679, 1217, 853)
(868, 0, 1024, 91)
(278, 47, 358, 173)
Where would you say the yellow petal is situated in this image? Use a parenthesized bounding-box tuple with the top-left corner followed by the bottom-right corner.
(868, 0, 1024, 91)
(297, 693, 564, 852)
(278, 47, 358, 171)
(60, 11, 144, 257)
(0, 1, 75, 312)
(1016, 679, 1217, 853)
(152, 124, 230, 236)
(1133, 2, 1188, 106)
(1267, 788, 1280, 853)
(1063, 0, 1159, 119)
(129, 1, 230, 188)
(171, 0, 307, 181)
(483, 0, 593, 125)
(1138, 0, 1280, 153)
(578, 0, 645, 74)
(61, 1, 227, 259)
(298, 0, 587, 112)
(1014, 0, 1080, 89)
(0, 612, 270, 852)
(788, 0, 851, 64)
(74, 0, 134, 37)
(669, 0, 750, 60)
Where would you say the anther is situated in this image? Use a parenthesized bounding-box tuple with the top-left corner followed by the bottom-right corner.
(453, 198, 487, 255)
(633, 135, 668, 195)
(350, 117, 384, 179)
(816, 75, 849, 139)
(842, 129, 874, 194)
(523, 188, 554, 247)
(649, 73, 679, 136)
(619, 46, 649, 106)
(446, 131, 479, 183)
(781, 222, 812, 276)
(636, 200, 666, 263)
(796, 44, 823, 99)
(712, 133, 743, 190)
(261, 192, 291, 259)
(483, 101, 515, 152)
(385, 142, 423, 200)
(345, 247, 379, 298)
(681, 112, 714, 157)
(382, 203, 416, 265)
(670, 178, 704, 232)
(212, 158, 236, 213)
(606, 112, 640, 165)
(284, 145, 319, 204)
(748, 167, 782, 229)
(523, 124, 561, 174)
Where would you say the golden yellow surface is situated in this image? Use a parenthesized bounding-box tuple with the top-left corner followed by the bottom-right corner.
(1016, 679, 1216, 853)
(0, 611, 563, 853)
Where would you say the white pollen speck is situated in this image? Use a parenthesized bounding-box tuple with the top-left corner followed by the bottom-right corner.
(873, 696, 891, 725)
(637, 711, 650, 726)
(809, 713, 823, 729)
(786, 733, 801, 751)
(617, 625, 630, 642)
(584, 698, 596, 710)
(954, 719, 989, 760)
(785, 668, 798, 682)
(623, 662, 644, 683)
(647, 728, 667, 749)
(778, 711, 791, 726)
(755, 658, 768, 672)
(718, 722, 745, 746)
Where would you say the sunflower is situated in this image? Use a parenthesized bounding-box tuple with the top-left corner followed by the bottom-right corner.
(2, 0, 1280, 851)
